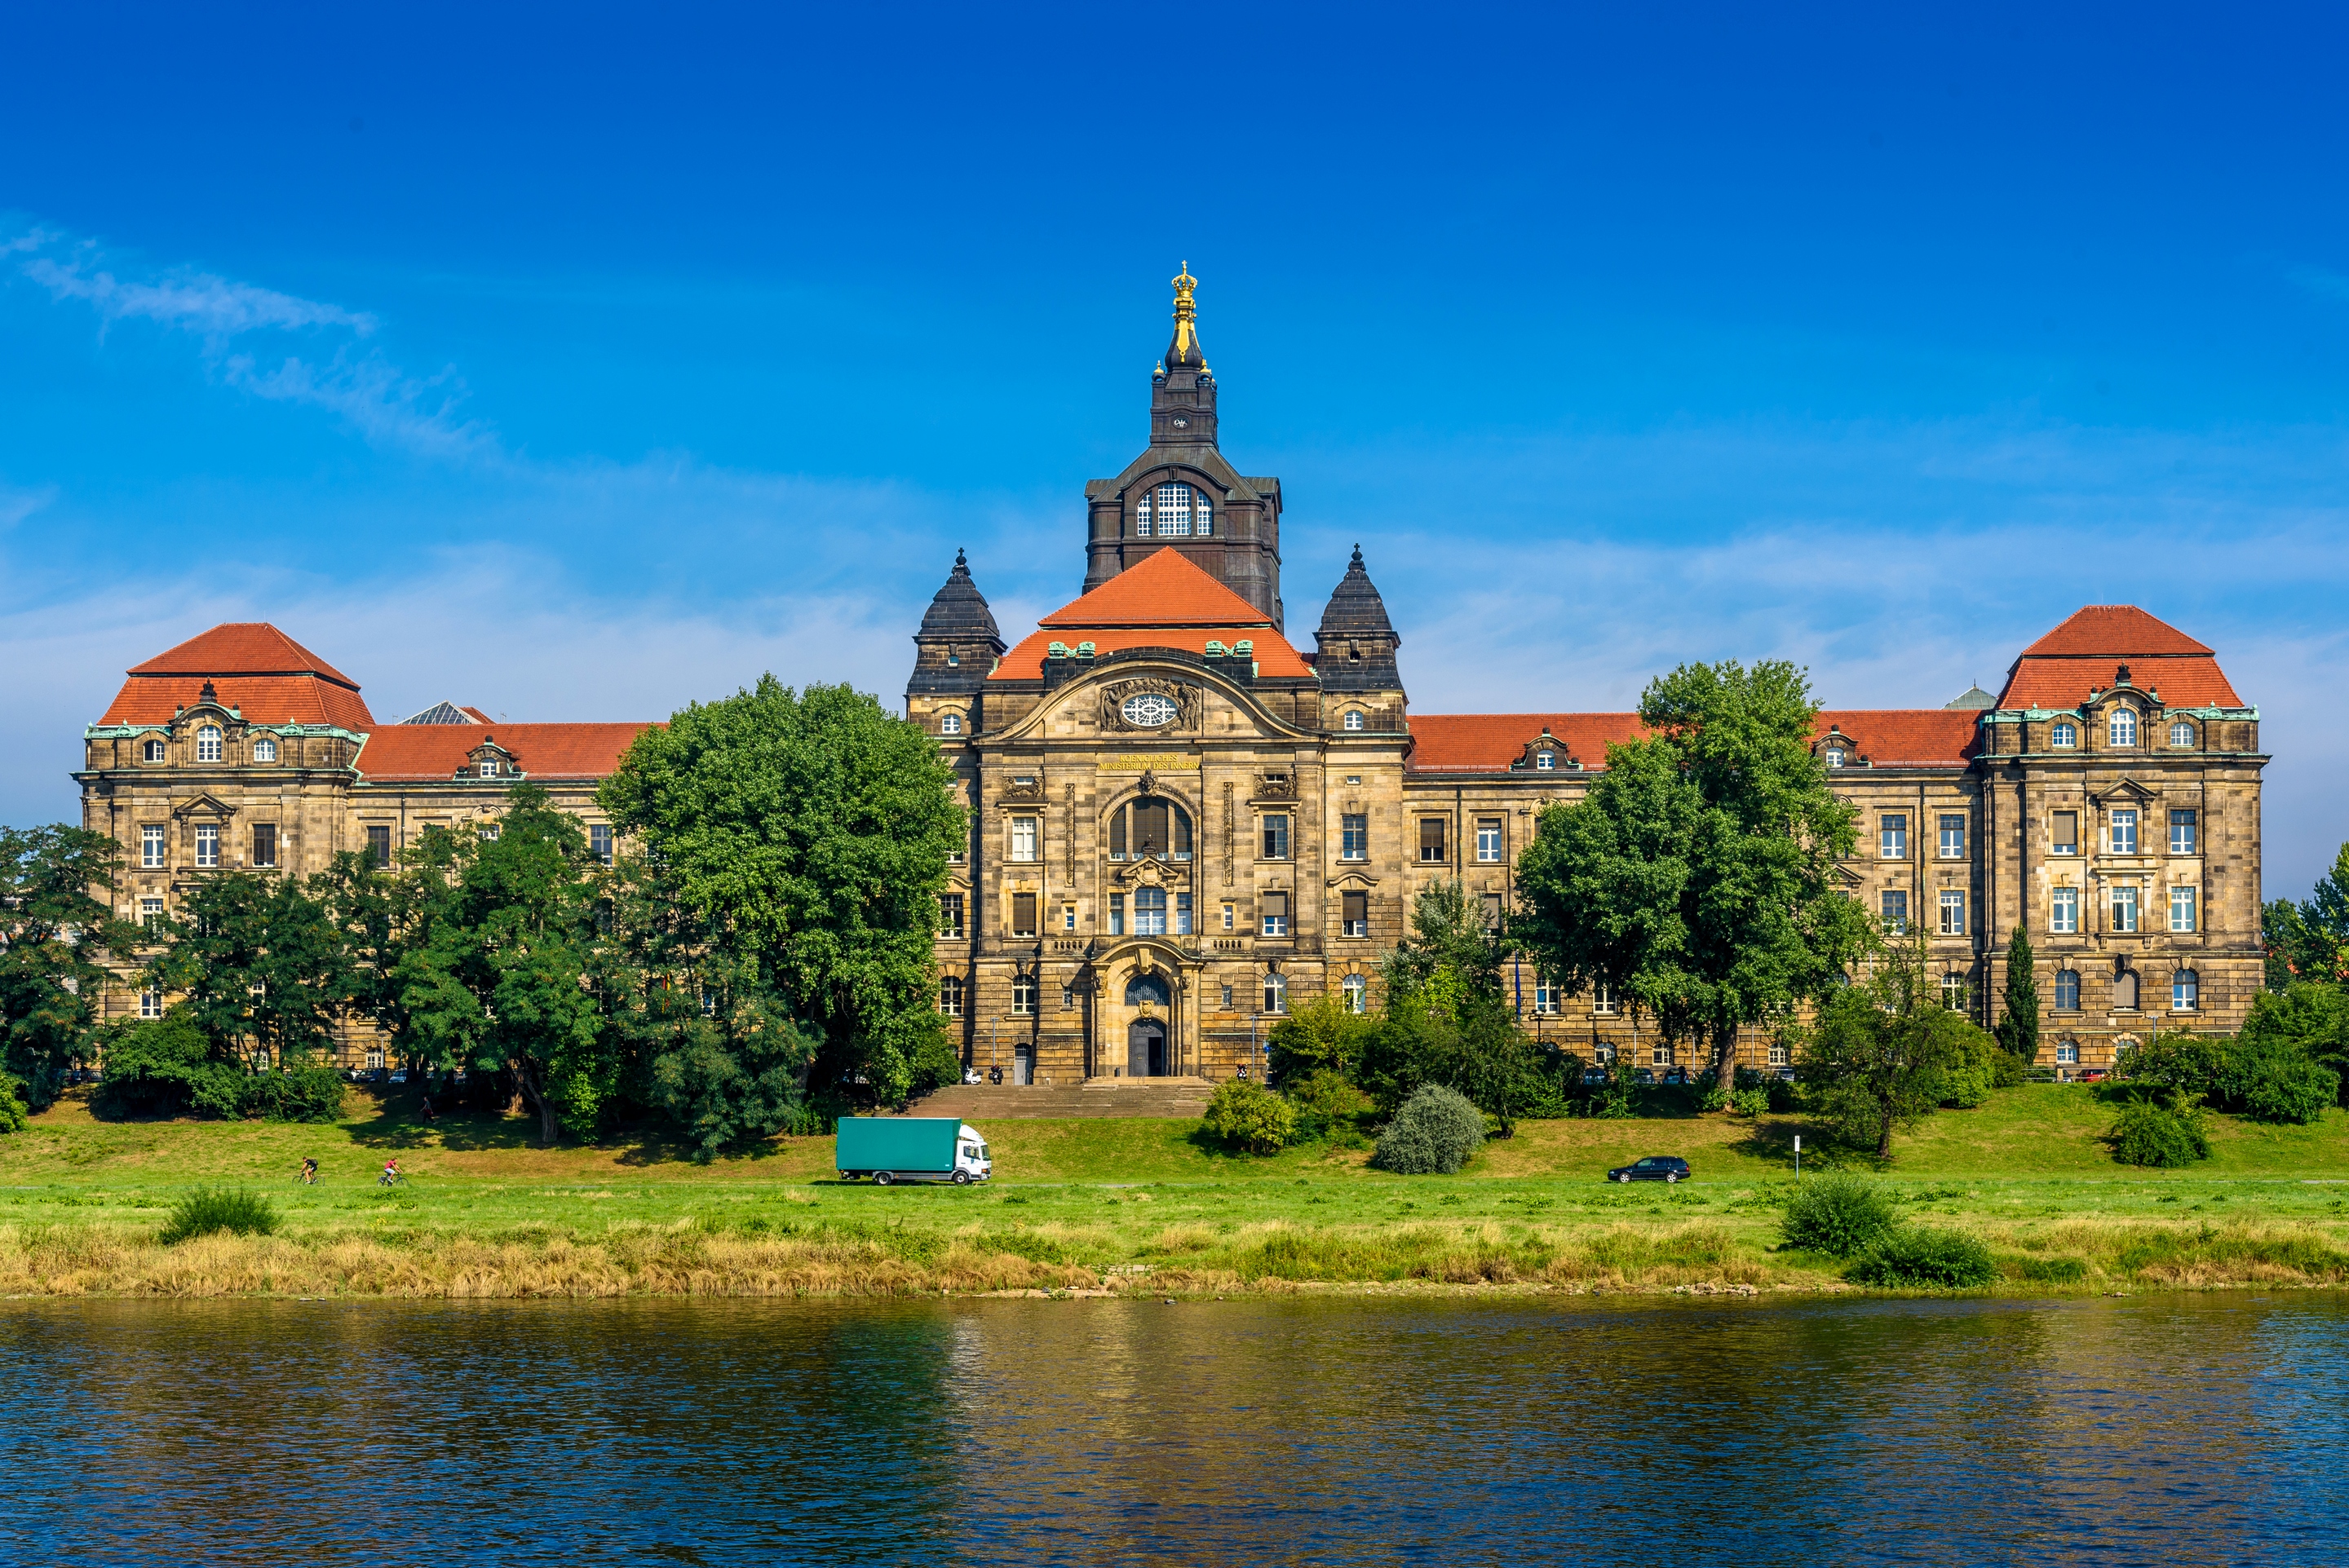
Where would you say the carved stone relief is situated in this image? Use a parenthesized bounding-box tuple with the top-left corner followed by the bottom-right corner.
(1102, 678, 1202, 733)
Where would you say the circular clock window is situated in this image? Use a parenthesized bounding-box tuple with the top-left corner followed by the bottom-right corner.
(1121, 693, 1179, 727)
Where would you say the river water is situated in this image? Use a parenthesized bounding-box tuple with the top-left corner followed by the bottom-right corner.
(2, 1293, 2343, 1565)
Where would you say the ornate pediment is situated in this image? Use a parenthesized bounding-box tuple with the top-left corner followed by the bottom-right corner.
(171, 793, 238, 820)
(2091, 777, 2157, 805)
(1102, 678, 1201, 734)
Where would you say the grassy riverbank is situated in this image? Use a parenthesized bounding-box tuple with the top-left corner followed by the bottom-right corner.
(4, 1084, 2347, 1299)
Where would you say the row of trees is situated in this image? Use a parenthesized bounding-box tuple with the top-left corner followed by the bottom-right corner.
(0, 682, 967, 1155)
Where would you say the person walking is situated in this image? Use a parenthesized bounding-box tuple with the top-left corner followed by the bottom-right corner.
(418, 1093, 436, 1127)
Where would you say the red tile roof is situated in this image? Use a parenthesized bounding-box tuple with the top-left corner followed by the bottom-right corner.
(1997, 605, 2242, 710)
(101, 622, 377, 729)
(993, 548, 1309, 680)
(353, 723, 658, 781)
(1409, 709, 1980, 771)
(128, 622, 361, 687)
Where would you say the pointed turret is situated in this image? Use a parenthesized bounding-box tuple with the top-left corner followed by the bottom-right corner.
(907, 549, 1006, 698)
(1313, 545, 1404, 696)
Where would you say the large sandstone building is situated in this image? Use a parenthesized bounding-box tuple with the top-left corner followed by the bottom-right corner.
(81, 268, 2268, 1082)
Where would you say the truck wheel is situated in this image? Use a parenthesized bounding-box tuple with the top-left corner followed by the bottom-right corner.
(953, 1170, 972, 1186)
(874, 1171, 893, 1186)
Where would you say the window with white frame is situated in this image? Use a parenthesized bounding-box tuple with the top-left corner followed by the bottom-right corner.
(197, 726, 221, 762)
(938, 893, 964, 938)
(1011, 974, 1036, 1015)
(2054, 968, 2081, 1009)
(1063, 984, 1077, 1011)
(2170, 810, 2196, 855)
(1263, 971, 1287, 1014)
(139, 989, 162, 1019)
(1652, 1042, 1674, 1067)
(1173, 891, 1192, 936)
(939, 974, 965, 1017)
(940, 713, 962, 735)
(478, 760, 498, 779)
(1220, 901, 1234, 931)
(142, 738, 166, 762)
(2169, 721, 2194, 747)
(1108, 893, 1125, 935)
(1880, 815, 1908, 858)
(1261, 814, 1290, 860)
(1010, 815, 1038, 861)
(1533, 978, 1558, 1014)
(1825, 746, 1845, 768)
(1341, 813, 1367, 861)
(1941, 972, 1966, 1011)
(1135, 887, 1167, 936)
(142, 824, 166, 868)
(252, 736, 277, 762)
(2111, 808, 2138, 855)
(2055, 1040, 2079, 1066)
(2051, 811, 2079, 855)
(2051, 721, 2077, 749)
(1939, 814, 1966, 859)
(2170, 886, 2196, 933)
(2172, 969, 2199, 1010)
(1138, 481, 1197, 537)
(194, 824, 219, 868)
(1260, 890, 1289, 937)
(1063, 903, 1077, 933)
(2050, 887, 2079, 934)
(365, 1048, 384, 1070)
(589, 824, 614, 865)
(1534, 752, 1556, 771)
(1476, 818, 1503, 863)
(1343, 710, 1365, 731)
(1938, 889, 1966, 936)
(1880, 889, 1908, 934)
(139, 896, 163, 930)
(1592, 982, 1617, 1016)
(2112, 885, 2139, 933)
(1341, 889, 1368, 937)
(1342, 974, 1368, 1014)
(2108, 708, 2138, 746)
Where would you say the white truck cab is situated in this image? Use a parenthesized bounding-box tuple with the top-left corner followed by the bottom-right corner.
(957, 1124, 992, 1182)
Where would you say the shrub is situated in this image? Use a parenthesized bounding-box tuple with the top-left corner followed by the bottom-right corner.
(2006, 1255, 2088, 1284)
(905, 1029, 965, 1100)
(1202, 1080, 1298, 1155)
(1285, 1068, 1372, 1147)
(1779, 1173, 1897, 1258)
(2108, 1100, 2211, 1168)
(0, 1076, 26, 1133)
(1728, 1087, 1772, 1118)
(2226, 1040, 2338, 1126)
(159, 1188, 279, 1245)
(1846, 1226, 1997, 1288)
(237, 1065, 347, 1124)
(1369, 1084, 1486, 1174)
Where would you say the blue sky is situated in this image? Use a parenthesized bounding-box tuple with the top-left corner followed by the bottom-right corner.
(2, 3, 2345, 896)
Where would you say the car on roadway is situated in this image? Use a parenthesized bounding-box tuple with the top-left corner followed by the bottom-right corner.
(1607, 1155, 1691, 1184)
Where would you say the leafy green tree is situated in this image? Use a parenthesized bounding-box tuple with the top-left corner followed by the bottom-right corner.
(1995, 925, 2040, 1065)
(1515, 660, 1871, 1096)
(2267, 845, 2349, 987)
(1798, 931, 1986, 1157)
(1266, 993, 1382, 1086)
(392, 787, 615, 1146)
(1361, 882, 1542, 1131)
(599, 678, 966, 1106)
(2236, 987, 2349, 1112)
(2263, 899, 2309, 993)
(0, 825, 141, 1110)
(145, 870, 355, 1067)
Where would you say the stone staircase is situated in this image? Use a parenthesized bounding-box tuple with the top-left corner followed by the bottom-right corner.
(900, 1076, 1216, 1120)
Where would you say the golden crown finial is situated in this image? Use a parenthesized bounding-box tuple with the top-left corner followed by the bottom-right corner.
(1168, 262, 1201, 363)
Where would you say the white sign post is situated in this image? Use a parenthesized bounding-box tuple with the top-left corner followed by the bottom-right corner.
(1794, 1133, 1802, 1180)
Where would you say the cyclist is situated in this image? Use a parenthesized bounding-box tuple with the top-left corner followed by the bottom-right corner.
(379, 1156, 403, 1187)
(299, 1157, 319, 1186)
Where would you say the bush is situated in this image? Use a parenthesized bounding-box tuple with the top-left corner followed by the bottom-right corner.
(1202, 1080, 1298, 1155)
(158, 1188, 279, 1245)
(0, 1076, 26, 1133)
(1728, 1087, 1772, 1118)
(1369, 1084, 1486, 1174)
(2006, 1254, 2088, 1284)
(1846, 1226, 1997, 1288)
(2108, 1100, 2211, 1168)
(905, 1029, 965, 1100)
(1779, 1173, 1897, 1257)
(2225, 1040, 2338, 1126)
(237, 1066, 347, 1124)
(1284, 1068, 1372, 1147)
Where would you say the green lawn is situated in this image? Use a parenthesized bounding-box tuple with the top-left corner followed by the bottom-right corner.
(2, 1083, 2345, 1297)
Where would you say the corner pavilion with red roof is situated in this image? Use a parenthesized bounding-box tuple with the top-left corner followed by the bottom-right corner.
(78, 270, 2270, 1080)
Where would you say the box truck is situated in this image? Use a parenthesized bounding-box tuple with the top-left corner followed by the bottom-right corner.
(836, 1117, 992, 1186)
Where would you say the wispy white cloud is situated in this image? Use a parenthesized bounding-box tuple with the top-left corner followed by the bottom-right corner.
(22, 250, 376, 339)
(0, 482, 55, 532)
(222, 350, 489, 459)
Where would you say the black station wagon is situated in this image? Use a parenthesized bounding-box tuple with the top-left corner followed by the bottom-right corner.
(1607, 1156, 1691, 1184)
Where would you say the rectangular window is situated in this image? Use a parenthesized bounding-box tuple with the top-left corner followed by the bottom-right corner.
(1011, 892, 1038, 938)
(250, 824, 277, 868)
(478, 760, 497, 779)
(1533, 979, 1558, 1015)
(2111, 808, 2138, 855)
(1593, 982, 1617, 1016)
(141, 824, 166, 868)
(1481, 892, 1504, 931)
(1133, 799, 1172, 858)
(1880, 815, 1908, 859)
(139, 989, 162, 1020)
(2170, 809, 2197, 855)
(1261, 890, 1289, 937)
(1418, 818, 1446, 864)
(2170, 886, 2196, 933)
(2055, 1040, 2078, 1066)
(1261, 814, 1290, 860)
(1220, 902, 1235, 932)
(1108, 808, 1125, 861)
(1939, 814, 1966, 859)
(1340, 813, 1368, 862)
(1475, 818, 1503, 863)
(1941, 973, 1966, 1011)
(1062, 985, 1077, 1012)
(1652, 1043, 1674, 1068)
(1063, 903, 1077, 933)
(1880, 889, 1908, 934)
(1011, 815, 1038, 862)
(938, 893, 965, 938)
(366, 825, 392, 868)
(1938, 888, 1966, 936)
(2055, 969, 2080, 1009)
(139, 896, 164, 930)
(1342, 890, 1369, 938)
(365, 1048, 385, 1071)
(1011, 975, 1036, 1016)
(194, 824, 219, 868)
(2050, 887, 2079, 934)
(2112, 885, 2139, 934)
(589, 824, 614, 865)
(1109, 894, 1126, 936)
(1175, 893, 1192, 935)
(1221, 983, 1235, 1010)
(2051, 811, 2078, 855)
(1135, 888, 1166, 935)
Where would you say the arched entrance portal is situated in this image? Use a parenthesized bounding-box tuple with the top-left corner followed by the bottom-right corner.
(1124, 974, 1171, 1078)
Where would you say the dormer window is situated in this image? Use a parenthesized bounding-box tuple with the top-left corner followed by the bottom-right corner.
(142, 739, 166, 763)
(1135, 482, 1212, 538)
(478, 760, 498, 779)
(1530, 752, 1554, 771)
(2051, 722, 2077, 749)
(1825, 747, 1845, 768)
(252, 736, 277, 763)
(940, 713, 962, 735)
(197, 726, 222, 763)
(2168, 721, 2194, 748)
(2108, 709, 2138, 746)
(1343, 711, 1365, 732)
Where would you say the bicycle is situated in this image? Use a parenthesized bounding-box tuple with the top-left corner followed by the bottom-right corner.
(295, 1160, 319, 1186)
(377, 1168, 406, 1188)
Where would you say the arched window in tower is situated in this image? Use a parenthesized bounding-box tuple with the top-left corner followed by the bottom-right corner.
(940, 712, 962, 735)
(1344, 710, 1365, 731)
(1136, 483, 1210, 538)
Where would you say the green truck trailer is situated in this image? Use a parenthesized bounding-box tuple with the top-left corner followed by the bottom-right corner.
(835, 1117, 992, 1185)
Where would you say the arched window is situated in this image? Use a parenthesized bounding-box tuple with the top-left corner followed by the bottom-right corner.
(2108, 708, 2137, 746)
(1535, 752, 1556, 771)
(940, 713, 962, 735)
(1342, 974, 1368, 1014)
(939, 974, 964, 1017)
(1263, 971, 1288, 1014)
(1108, 796, 1192, 861)
(142, 739, 166, 763)
(252, 736, 277, 762)
(2172, 969, 2199, 1011)
(2169, 721, 2194, 748)
(2054, 968, 2081, 1010)
(197, 726, 222, 762)
(1343, 710, 1365, 731)
(1825, 747, 1845, 768)
(2050, 722, 2077, 749)
(1124, 974, 1170, 1008)
(1138, 482, 1200, 537)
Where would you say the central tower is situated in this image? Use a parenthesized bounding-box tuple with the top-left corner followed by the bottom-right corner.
(1081, 266, 1286, 629)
